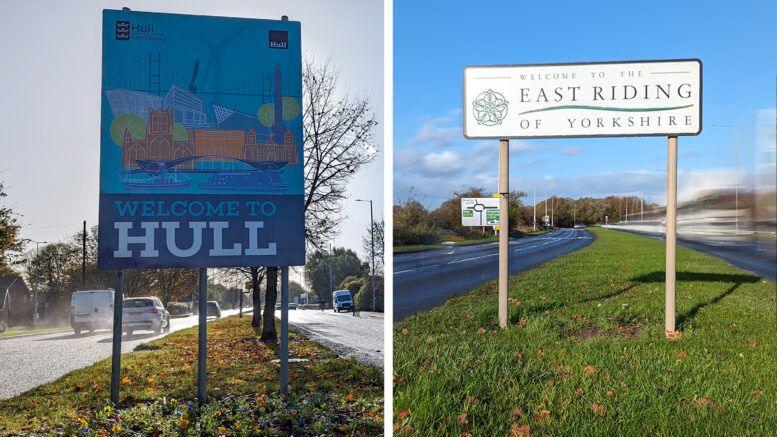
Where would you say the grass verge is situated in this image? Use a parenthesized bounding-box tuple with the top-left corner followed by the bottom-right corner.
(394, 230, 553, 254)
(394, 228, 775, 435)
(0, 326, 69, 338)
(0, 316, 383, 435)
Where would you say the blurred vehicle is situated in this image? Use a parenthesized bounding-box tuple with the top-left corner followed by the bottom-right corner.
(274, 302, 298, 310)
(206, 301, 221, 318)
(122, 297, 170, 336)
(332, 290, 353, 313)
(166, 301, 192, 317)
(70, 290, 115, 334)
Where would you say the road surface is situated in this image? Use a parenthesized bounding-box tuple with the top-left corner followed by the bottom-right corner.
(287, 309, 383, 368)
(0, 308, 242, 400)
(394, 228, 594, 321)
(609, 226, 776, 282)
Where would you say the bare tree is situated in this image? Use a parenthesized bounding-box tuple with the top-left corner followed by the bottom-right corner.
(362, 219, 384, 275)
(259, 58, 379, 343)
(214, 267, 265, 327)
(302, 58, 379, 249)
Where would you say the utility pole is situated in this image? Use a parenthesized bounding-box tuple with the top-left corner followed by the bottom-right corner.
(356, 199, 377, 312)
(625, 197, 628, 222)
(640, 191, 644, 221)
(30, 240, 46, 323)
(82, 221, 87, 286)
(532, 179, 536, 231)
(328, 244, 333, 300)
(551, 196, 554, 227)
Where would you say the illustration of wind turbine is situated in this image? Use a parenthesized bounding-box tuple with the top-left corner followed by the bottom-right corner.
(199, 23, 250, 103)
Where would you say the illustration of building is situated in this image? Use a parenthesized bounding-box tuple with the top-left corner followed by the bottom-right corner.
(121, 109, 298, 169)
(105, 89, 161, 120)
(122, 108, 194, 169)
(162, 84, 209, 128)
(245, 130, 298, 164)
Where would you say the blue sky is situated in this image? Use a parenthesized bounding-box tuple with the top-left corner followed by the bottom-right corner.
(394, 0, 776, 207)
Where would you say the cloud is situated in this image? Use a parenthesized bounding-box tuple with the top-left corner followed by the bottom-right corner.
(560, 146, 581, 156)
(396, 166, 758, 209)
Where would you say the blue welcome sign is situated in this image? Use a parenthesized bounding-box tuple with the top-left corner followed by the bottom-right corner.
(98, 10, 305, 269)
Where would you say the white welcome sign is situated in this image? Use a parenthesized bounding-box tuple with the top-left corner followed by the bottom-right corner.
(464, 59, 701, 139)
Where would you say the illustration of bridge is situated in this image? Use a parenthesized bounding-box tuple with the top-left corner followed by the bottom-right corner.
(121, 154, 289, 192)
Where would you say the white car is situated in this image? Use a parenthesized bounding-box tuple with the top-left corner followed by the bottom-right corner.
(122, 297, 171, 336)
(71, 290, 115, 334)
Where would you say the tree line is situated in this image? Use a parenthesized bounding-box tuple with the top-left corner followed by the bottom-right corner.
(394, 187, 656, 245)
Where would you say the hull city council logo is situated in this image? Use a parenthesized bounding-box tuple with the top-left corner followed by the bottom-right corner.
(472, 89, 509, 126)
(115, 21, 130, 40)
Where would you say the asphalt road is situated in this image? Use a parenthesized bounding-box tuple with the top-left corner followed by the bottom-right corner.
(287, 309, 383, 368)
(609, 226, 777, 282)
(394, 228, 594, 321)
(0, 309, 242, 400)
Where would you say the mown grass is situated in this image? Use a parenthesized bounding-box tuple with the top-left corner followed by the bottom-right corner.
(394, 228, 776, 435)
(394, 230, 552, 253)
(0, 316, 383, 435)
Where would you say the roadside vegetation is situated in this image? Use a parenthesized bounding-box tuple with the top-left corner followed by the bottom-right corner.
(394, 228, 775, 435)
(394, 188, 654, 248)
(0, 316, 383, 435)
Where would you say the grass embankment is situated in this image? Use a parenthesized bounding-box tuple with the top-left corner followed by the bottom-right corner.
(0, 325, 69, 338)
(0, 316, 383, 436)
(394, 228, 776, 435)
(394, 229, 552, 254)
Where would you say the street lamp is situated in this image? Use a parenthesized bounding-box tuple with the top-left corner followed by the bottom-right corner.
(355, 199, 376, 312)
(28, 240, 46, 322)
(711, 123, 740, 235)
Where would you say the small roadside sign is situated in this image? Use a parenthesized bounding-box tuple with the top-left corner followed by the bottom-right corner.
(461, 198, 500, 226)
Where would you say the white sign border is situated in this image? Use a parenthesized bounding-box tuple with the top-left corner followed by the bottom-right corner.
(463, 58, 703, 140)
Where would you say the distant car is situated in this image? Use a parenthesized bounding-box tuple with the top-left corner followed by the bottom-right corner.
(206, 301, 221, 318)
(71, 290, 115, 334)
(332, 290, 354, 313)
(122, 297, 170, 336)
(274, 302, 298, 310)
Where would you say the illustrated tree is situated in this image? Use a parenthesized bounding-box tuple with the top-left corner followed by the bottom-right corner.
(109, 114, 146, 146)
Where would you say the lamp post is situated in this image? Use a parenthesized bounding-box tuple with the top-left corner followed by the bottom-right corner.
(29, 240, 46, 322)
(532, 179, 537, 231)
(711, 123, 740, 235)
(355, 199, 376, 312)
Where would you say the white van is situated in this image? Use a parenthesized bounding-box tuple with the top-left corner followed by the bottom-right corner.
(332, 290, 354, 312)
(71, 290, 115, 334)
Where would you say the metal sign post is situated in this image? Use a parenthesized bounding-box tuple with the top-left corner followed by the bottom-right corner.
(498, 139, 509, 328)
(280, 266, 289, 394)
(665, 136, 680, 338)
(198, 268, 207, 404)
(110, 271, 123, 405)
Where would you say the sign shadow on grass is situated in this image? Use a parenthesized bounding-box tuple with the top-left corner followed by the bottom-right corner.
(630, 271, 760, 329)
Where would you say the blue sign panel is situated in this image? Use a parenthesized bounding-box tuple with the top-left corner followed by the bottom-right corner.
(98, 10, 304, 269)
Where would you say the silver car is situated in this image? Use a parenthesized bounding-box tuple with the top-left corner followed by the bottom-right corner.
(122, 297, 171, 336)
